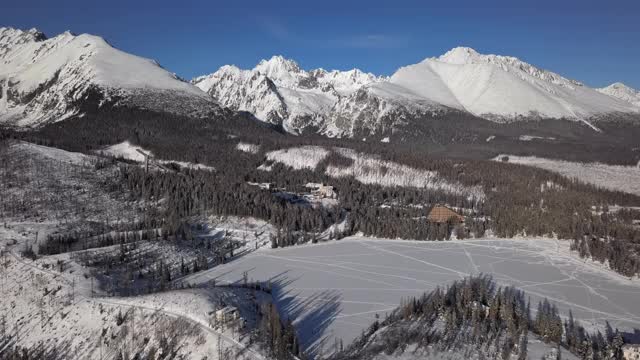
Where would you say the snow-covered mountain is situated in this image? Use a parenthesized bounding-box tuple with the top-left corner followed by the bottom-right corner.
(0, 27, 215, 127)
(2, 26, 638, 136)
(195, 47, 640, 136)
(384, 47, 639, 120)
(192, 55, 384, 133)
(597, 82, 640, 107)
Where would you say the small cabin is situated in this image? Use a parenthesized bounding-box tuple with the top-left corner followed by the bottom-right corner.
(427, 205, 465, 224)
(259, 182, 274, 190)
(305, 183, 337, 199)
(215, 306, 239, 323)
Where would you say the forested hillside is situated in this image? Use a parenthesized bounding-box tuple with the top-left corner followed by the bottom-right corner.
(2, 103, 638, 279)
(333, 275, 626, 360)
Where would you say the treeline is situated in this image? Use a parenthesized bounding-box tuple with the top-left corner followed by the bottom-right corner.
(334, 275, 627, 360)
(117, 164, 342, 237)
(572, 236, 640, 277)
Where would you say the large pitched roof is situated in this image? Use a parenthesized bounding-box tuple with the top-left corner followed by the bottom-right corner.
(427, 206, 465, 223)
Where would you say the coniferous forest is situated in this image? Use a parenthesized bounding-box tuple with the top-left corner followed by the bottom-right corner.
(2, 105, 640, 278)
(334, 275, 627, 360)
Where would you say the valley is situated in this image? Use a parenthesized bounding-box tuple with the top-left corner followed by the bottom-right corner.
(1, 12, 640, 360)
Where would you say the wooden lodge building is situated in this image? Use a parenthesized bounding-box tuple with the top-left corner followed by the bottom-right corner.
(427, 205, 465, 224)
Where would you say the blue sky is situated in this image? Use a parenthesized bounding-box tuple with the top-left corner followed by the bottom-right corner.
(3, 0, 639, 88)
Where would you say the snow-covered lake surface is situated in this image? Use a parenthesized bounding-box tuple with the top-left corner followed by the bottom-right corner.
(183, 237, 640, 356)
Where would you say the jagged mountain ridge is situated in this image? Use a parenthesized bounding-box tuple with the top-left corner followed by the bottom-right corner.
(196, 48, 640, 136)
(0, 27, 218, 127)
(2, 26, 639, 137)
(192, 55, 385, 134)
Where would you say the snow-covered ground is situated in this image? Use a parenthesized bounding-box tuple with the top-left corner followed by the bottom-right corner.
(1, 141, 141, 227)
(327, 148, 484, 200)
(264, 146, 484, 200)
(15, 141, 93, 165)
(181, 236, 640, 356)
(519, 135, 556, 141)
(0, 221, 269, 359)
(100, 141, 215, 171)
(100, 141, 149, 162)
(203, 216, 276, 252)
(265, 146, 330, 170)
(495, 154, 640, 196)
(236, 142, 261, 154)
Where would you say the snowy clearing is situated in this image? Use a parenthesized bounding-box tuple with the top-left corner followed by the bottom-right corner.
(264, 146, 484, 199)
(327, 148, 484, 200)
(100, 141, 214, 171)
(265, 146, 330, 170)
(181, 237, 640, 356)
(236, 142, 261, 154)
(495, 154, 640, 196)
(519, 135, 556, 141)
(101, 141, 149, 162)
(14, 141, 93, 165)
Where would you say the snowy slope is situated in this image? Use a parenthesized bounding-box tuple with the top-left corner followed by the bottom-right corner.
(0, 27, 213, 127)
(384, 47, 639, 120)
(0, 223, 268, 359)
(262, 145, 484, 199)
(597, 82, 640, 107)
(100, 141, 215, 171)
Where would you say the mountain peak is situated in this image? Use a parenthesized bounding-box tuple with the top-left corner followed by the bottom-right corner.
(597, 82, 640, 107)
(603, 82, 636, 91)
(438, 46, 481, 64)
(0, 26, 47, 45)
(256, 55, 301, 74)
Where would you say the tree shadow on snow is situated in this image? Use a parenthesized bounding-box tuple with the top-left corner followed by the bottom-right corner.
(268, 273, 342, 358)
(624, 328, 640, 344)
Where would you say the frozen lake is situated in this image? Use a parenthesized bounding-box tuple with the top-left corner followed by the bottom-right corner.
(183, 237, 640, 356)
